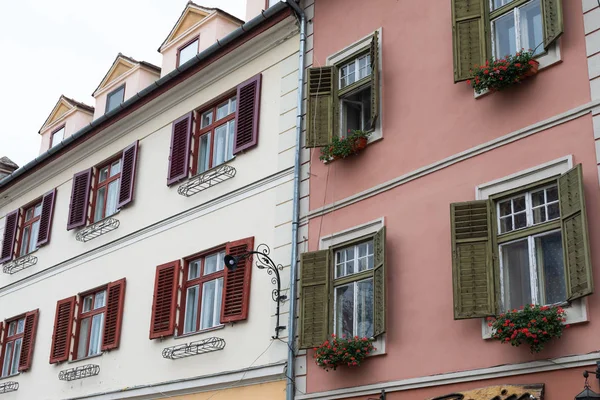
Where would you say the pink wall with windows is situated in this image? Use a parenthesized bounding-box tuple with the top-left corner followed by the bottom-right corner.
(302, 0, 600, 398)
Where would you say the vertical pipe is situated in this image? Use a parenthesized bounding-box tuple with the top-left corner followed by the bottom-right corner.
(284, 1, 306, 400)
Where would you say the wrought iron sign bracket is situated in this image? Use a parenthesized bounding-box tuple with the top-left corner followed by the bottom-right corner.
(3, 254, 37, 274)
(224, 243, 287, 339)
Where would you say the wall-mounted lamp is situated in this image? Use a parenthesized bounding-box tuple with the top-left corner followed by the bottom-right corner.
(367, 390, 386, 400)
(575, 362, 600, 400)
(224, 243, 287, 339)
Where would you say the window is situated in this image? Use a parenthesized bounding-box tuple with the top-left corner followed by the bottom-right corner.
(75, 289, 106, 359)
(451, 0, 563, 82)
(450, 164, 593, 320)
(299, 227, 385, 349)
(182, 250, 226, 334)
(305, 31, 379, 148)
(93, 158, 121, 222)
(495, 185, 565, 311)
(333, 240, 374, 338)
(194, 96, 237, 174)
(178, 37, 199, 67)
(18, 201, 42, 257)
(51, 126, 65, 148)
(105, 85, 125, 114)
(1, 318, 25, 377)
(491, 0, 543, 59)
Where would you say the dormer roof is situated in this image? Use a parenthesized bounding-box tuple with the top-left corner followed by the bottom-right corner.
(158, 1, 244, 52)
(39, 95, 94, 134)
(92, 53, 161, 96)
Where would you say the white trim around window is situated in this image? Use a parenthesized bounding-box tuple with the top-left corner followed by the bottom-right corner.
(475, 155, 588, 339)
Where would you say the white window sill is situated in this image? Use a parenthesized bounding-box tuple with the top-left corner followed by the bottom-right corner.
(474, 41, 561, 99)
(370, 334, 386, 356)
(68, 352, 103, 364)
(0, 373, 20, 381)
(175, 324, 225, 340)
(481, 298, 588, 339)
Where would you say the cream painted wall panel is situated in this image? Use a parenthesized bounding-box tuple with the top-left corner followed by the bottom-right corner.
(585, 7, 600, 34)
(590, 75, 600, 100)
(583, 0, 598, 13)
(590, 54, 600, 79)
(586, 29, 600, 56)
(281, 69, 299, 96)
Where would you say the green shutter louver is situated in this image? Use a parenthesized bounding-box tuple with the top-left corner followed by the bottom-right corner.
(559, 164, 593, 301)
(541, 0, 563, 49)
(372, 226, 386, 337)
(369, 31, 380, 129)
(451, 0, 487, 82)
(299, 250, 330, 349)
(306, 67, 335, 148)
(450, 200, 496, 319)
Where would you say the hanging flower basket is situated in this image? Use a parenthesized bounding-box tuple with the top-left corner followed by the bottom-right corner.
(320, 130, 372, 163)
(487, 304, 569, 353)
(468, 51, 540, 94)
(314, 335, 375, 371)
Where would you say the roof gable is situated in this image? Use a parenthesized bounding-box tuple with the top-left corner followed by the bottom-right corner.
(94, 55, 136, 95)
(39, 96, 94, 133)
(159, 2, 215, 51)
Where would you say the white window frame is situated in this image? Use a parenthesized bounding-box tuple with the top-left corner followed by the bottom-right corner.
(490, 0, 544, 59)
(320, 218, 386, 355)
(476, 155, 588, 339)
(51, 126, 65, 148)
(333, 277, 374, 339)
(326, 28, 383, 142)
(496, 184, 559, 234)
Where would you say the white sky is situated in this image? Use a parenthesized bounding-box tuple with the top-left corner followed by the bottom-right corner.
(0, 0, 246, 168)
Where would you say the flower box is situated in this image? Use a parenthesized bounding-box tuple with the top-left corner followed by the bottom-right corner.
(468, 51, 540, 94)
(314, 335, 375, 371)
(320, 130, 371, 163)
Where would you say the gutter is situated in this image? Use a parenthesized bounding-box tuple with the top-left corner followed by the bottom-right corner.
(0, 1, 291, 191)
(284, 1, 306, 400)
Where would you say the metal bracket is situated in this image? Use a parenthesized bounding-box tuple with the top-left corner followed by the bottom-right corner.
(76, 217, 120, 242)
(2, 254, 37, 274)
(177, 165, 236, 197)
(58, 364, 100, 381)
(162, 337, 226, 360)
(0, 381, 18, 394)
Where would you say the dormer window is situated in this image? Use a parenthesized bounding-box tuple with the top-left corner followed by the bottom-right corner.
(106, 85, 125, 114)
(50, 126, 65, 148)
(177, 37, 200, 67)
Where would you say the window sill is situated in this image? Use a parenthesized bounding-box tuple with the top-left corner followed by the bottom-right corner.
(175, 324, 225, 340)
(321, 135, 382, 165)
(474, 41, 561, 100)
(369, 334, 386, 357)
(0, 373, 20, 382)
(68, 353, 103, 364)
(178, 164, 236, 197)
(481, 298, 588, 339)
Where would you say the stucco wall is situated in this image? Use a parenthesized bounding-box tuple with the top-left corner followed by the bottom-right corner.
(0, 17, 300, 400)
(39, 109, 93, 154)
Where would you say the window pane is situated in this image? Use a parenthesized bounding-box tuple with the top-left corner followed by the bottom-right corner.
(335, 250, 345, 278)
(357, 54, 371, 80)
(179, 39, 199, 65)
(500, 216, 512, 233)
(536, 231, 566, 305)
(51, 127, 65, 148)
(493, 0, 515, 10)
(99, 167, 109, 183)
(230, 97, 237, 114)
(77, 317, 90, 359)
(201, 111, 213, 128)
(226, 120, 235, 162)
(357, 241, 374, 272)
(531, 190, 545, 207)
(213, 124, 228, 166)
(25, 208, 34, 221)
(105, 179, 120, 217)
(204, 253, 218, 275)
(95, 290, 106, 309)
(198, 133, 211, 174)
(512, 196, 526, 212)
(341, 85, 371, 135)
(34, 203, 42, 217)
(2, 342, 13, 377)
(16, 318, 25, 334)
(340, 62, 356, 88)
(8, 322, 16, 336)
(356, 279, 374, 338)
(514, 212, 527, 229)
(10, 338, 21, 375)
(499, 200, 511, 216)
(94, 186, 106, 222)
(83, 296, 93, 312)
(110, 160, 121, 177)
(28, 220, 40, 254)
(533, 206, 546, 224)
(547, 203, 560, 220)
(184, 285, 199, 334)
(501, 239, 532, 311)
(493, 11, 517, 58)
(106, 87, 125, 113)
(216, 102, 229, 120)
(89, 313, 104, 356)
(547, 186, 558, 202)
(20, 226, 30, 257)
(520, 0, 543, 55)
(335, 284, 354, 338)
(200, 278, 223, 330)
(189, 260, 201, 280)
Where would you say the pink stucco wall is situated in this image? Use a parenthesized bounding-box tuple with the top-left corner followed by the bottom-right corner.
(305, 0, 597, 397)
(39, 109, 93, 154)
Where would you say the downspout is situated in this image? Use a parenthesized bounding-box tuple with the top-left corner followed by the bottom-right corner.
(284, 1, 306, 400)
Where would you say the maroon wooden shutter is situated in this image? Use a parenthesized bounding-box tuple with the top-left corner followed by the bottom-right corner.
(221, 237, 254, 323)
(102, 278, 126, 351)
(233, 74, 262, 154)
(167, 113, 192, 186)
(0, 209, 19, 264)
(18, 309, 39, 371)
(67, 169, 92, 230)
(0, 322, 4, 369)
(37, 189, 57, 246)
(117, 141, 139, 209)
(150, 261, 180, 339)
(49, 296, 76, 364)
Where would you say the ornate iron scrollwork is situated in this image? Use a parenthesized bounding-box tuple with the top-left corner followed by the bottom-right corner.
(76, 217, 120, 242)
(2, 254, 37, 274)
(177, 165, 236, 197)
(58, 364, 100, 381)
(0, 381, 18, 394)
(162, 337, 226, 360)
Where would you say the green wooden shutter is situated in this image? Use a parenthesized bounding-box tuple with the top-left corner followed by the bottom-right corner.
(299, 250, 329, 349)
(306, 67, 335, 148)
(451, 0, 487, 82)
(541, 0, 563, 49)
(369, 31, 380, 129)
(372, 226, 386, 337)
(450, 200, 496, 319)
(559, 164, 593, 300)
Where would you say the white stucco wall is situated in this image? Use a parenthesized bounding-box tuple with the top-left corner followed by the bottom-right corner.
(39, 109, 93, 154)
(0, 16, 300, 400)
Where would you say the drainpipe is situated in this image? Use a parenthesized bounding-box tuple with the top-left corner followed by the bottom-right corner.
(284, 1, 306, 400)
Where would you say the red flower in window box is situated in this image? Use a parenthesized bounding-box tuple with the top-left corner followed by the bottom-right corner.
(468, 51, 540, 94)
(320, 130, 372, 163)
(314, 335, 375, 371)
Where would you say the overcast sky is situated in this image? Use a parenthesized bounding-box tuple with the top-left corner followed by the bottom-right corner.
(0, 0, 246, 168)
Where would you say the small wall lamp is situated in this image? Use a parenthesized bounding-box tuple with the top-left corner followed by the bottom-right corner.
(575, 362, 600, 400)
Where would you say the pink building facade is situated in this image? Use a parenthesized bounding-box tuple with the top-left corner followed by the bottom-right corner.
(295, 1, 600, 399)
